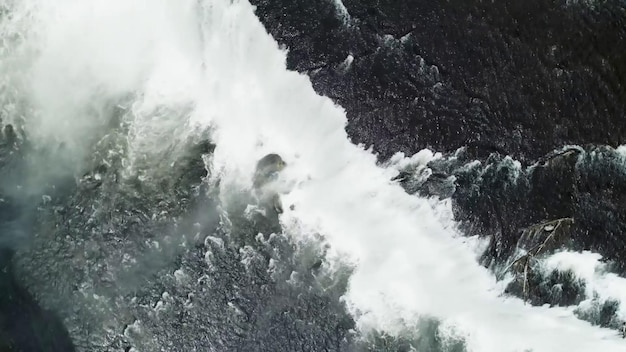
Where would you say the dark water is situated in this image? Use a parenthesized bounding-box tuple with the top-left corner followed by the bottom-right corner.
(0, 0, 625, 351)
(250, 0, 626, 162)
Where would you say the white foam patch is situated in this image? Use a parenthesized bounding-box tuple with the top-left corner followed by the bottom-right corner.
(542, 251, 626, 320)
(387, 149, 441, 172)
(617, 145, 626, 159)
(2, 0, 625, 351)
(332, 0, 351, 23)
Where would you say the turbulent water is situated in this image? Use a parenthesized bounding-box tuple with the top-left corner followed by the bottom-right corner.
(0, 0, 625, 351)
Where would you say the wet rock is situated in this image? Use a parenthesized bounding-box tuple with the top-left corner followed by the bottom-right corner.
(253, 154, 286, 189)
(3, 125, 16, 147)
(504, 267, 587, 308)
(253, 153, 287, 216)
(501, 217, 574, 302)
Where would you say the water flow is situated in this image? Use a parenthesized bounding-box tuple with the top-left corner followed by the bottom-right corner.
(0, 0, 624, 350)
(192, 1, 625, 351)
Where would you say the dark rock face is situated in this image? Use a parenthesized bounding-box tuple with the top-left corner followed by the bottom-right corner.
(249, 0, 626, 163)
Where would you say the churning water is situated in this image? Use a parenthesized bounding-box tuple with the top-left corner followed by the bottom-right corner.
(0, 0, 624, 351)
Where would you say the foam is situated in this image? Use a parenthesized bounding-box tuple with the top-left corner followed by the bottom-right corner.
(542, 251, 626, 321)
(2, 0, 625, 350)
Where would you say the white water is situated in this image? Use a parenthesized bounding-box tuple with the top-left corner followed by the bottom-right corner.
(541, 251, 626, 321)
(1, 0, 625, 351)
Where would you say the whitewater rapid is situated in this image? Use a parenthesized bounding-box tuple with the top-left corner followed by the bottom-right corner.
(1, 0, 624, 350)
